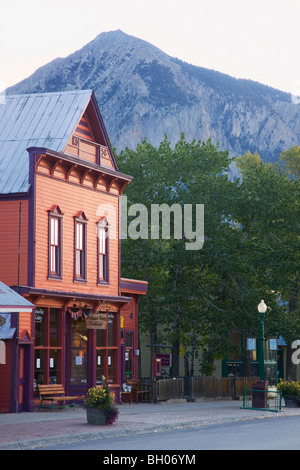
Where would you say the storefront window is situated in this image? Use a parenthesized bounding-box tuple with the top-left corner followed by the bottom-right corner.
(35, 349, 45, 386)
(34, 307, 62, 386)
(35, 308, 46, 346)
(107, 349, 117, 383)
(69, 316, 88, 386)
(96, 312, 118, 384)
(108, 313, 116, 346)
(50, 308, 60, 346)
(96, 349, 105, 384)
(49, 349, 60, 384)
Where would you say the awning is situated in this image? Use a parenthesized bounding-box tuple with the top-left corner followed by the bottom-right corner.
(12, 286, 132, 308)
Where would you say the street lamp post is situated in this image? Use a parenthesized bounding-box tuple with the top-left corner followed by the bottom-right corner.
(257, 300, 267, 381)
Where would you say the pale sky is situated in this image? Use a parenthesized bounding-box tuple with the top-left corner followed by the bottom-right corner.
(1, 0, 300, 96)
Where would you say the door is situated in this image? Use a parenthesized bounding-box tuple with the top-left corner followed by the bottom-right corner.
(18, 345, 30, 412)
(68, 315, 89, 395)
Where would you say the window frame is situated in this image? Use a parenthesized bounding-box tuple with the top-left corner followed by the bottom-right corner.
(74, 212, 88, 283)
(34, 307, 63, 386)
(48, 206, 63, 279)
(97, 218, 109, 284)
(96, 313, 118, 385)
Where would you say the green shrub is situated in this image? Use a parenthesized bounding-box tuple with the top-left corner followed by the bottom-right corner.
(277, 380, 300, 398)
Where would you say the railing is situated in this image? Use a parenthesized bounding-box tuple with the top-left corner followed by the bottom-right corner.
(241, 386, 282, 412)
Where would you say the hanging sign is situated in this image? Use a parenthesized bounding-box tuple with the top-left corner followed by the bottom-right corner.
(269, 338, 277, 350)
(156, 353, 171, 367)
(86, 313, 108, 329)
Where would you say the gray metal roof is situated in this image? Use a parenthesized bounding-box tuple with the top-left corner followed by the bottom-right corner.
(0, 90, 93, 194)
(0, 281, 34, 309)
(0, 314, 16, 339)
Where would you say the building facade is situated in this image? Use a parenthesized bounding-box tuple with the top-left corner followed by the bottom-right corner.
(0, 90, 147, 412)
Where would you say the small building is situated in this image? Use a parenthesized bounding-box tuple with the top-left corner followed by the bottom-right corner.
(0, 90, 147, 411)
(0, 282, 34, 412)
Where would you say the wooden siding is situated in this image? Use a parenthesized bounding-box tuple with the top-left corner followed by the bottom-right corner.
(75, 115, 94, 142)
(63, 110, 114, 169)
(121, 296, 137, 333)
(99, 145, 114, 169)
(19, 311, 32, 339)
(0, 341, 12, 412)
(34, 173, 120, 296)
(0, 200, 28, 287)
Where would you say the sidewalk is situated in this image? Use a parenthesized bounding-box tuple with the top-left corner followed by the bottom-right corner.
(1, 399, 300, 450)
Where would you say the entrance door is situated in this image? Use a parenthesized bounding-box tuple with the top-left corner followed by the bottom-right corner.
(68, 316, 89, 395)
(18, 345, 30, 412)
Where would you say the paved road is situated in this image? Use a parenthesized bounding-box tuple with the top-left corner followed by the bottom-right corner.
(39, 415, 300, 451)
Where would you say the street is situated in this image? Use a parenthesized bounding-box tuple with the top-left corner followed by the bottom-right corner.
(39, 415, 300, 451)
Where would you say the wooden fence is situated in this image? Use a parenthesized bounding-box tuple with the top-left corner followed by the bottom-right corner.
(157, 378, 184, 401)
(155, 376, 261, 401)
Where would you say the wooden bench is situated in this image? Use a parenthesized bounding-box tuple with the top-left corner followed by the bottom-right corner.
(126, 379, 152, 404)
(119, 389, 133, 404)
(37, 384, 83, 411)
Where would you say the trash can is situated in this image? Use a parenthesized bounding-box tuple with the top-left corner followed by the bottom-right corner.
(252, 381, 268, 409)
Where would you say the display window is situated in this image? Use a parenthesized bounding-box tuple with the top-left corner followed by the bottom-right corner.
(96, 313, 118, 384)
(34, 307, 62, 387)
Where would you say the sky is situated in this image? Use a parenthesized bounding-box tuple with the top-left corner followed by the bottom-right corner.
(1, 0, 300, 97)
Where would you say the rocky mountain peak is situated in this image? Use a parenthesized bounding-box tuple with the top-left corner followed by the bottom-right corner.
(6, 30, 300, 161)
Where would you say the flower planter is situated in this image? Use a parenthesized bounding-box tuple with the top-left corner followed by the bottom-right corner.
(284, 397, 300, 408)
(84, 384, 119, 425)
(86, 407, 107, 425)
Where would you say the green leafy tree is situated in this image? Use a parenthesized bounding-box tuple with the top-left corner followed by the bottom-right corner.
(234, 149, 300, 379)
(118, 135, 242, 376)
(117, 138, 300, 379)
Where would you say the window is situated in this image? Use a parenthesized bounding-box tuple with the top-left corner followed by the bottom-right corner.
(125, 331, 134, 379)
(74, 212, 88, 282)
(48, 206, 63, 279)
(69, 316, 88, 386)
(34, 307, 62, 385)
(96, 313, 117, 384)
(0, 340, 6, 364)
(98, 218, 108, 283)
(72, 135, 79, 147)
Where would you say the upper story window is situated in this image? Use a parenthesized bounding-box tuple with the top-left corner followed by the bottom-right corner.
(48, 206, 63, 279)
(97, 218, 109, 284)
(74, 212, 88, 282)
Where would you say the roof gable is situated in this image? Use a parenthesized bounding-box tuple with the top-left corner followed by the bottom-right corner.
(0, 90, 118, 194)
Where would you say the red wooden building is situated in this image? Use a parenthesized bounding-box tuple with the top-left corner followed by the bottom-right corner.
(0, 90, 147, 412)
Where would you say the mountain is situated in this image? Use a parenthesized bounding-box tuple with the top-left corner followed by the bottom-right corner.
(6, 30, 300, 162)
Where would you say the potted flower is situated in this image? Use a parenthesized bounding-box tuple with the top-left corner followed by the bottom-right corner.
(84, 384, 119, 425)
(277, 380, 300, 407)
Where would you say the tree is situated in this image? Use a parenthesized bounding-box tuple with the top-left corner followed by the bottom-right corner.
(118, 135, 238, 375)
(117, 138, 300, 379)
(234, 149, 300, 379)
